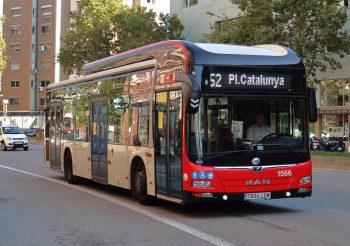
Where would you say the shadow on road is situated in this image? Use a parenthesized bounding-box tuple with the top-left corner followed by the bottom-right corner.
(53, 175, 300, 219)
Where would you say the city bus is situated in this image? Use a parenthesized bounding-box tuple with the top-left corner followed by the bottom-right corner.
(44, 40, 317, 204)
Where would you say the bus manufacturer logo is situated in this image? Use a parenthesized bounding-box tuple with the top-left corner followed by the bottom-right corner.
(251, 157, 260, 165)
(252, 166, 263, 172)
(246, 179, 271, 186)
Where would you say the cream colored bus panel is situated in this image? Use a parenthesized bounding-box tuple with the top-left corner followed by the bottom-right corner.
(107, 144, 129, 189)
(73, 142, 92, 179)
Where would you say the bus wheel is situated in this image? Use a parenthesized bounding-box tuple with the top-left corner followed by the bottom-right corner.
(1, 141, 7, 151)
(64, 151, 78, 184)
(133, 162, 152, 205)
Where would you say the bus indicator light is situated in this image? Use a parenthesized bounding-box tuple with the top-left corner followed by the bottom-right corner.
(183, 173, 189, 181)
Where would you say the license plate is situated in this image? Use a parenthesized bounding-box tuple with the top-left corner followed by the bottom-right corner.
(338, 147, 343, 151)
(14, 141, 23, 145)
(244, 192, 271, 201)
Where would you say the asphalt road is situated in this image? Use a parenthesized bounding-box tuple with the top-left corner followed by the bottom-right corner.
(1, 145, 350, 246)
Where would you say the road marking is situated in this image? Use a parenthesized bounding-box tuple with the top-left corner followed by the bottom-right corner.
(315, 168, 350, 173)
(315, 180, 350, 188)
(0, 164, 235, 246)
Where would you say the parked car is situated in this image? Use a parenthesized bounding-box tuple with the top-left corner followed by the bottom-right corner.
(0, 126, 29, 151)
(24, 128, 39, 137)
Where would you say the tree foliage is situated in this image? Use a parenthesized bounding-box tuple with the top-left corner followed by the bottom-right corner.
(59, 0, 184, 75)
(204, 0, 350, 81)
(0, 16, 7, 72)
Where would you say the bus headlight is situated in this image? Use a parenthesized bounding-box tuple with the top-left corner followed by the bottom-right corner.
(192, 181, 211, 188)
(300, 176, 311, 184)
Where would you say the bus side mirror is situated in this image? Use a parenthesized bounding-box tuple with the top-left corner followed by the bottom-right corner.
(308, 87, 318, 123)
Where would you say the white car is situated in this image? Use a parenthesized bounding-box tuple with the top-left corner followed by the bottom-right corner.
(0, 126, 29, 151)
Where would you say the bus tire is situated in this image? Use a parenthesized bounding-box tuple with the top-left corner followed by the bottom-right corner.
(64, 150, 78, 184)
(1, 141, 7, 151)
(132, 161, 153, 205)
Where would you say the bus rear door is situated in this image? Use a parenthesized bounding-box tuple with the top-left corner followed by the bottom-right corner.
(49, 102, 63, 171)
(91, 98, 108, 184)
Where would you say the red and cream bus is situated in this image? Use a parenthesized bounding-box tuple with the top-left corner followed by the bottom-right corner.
(44, 40, 317, 204)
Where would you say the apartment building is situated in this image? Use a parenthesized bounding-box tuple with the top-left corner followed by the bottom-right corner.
(0, 0, 78, 128)
(171, 0, 239, 42)
(125, 0, 170, 15)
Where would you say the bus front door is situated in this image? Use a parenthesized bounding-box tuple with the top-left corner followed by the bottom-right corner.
(49, 103, 62, 171)
(155, 91, 182, 199)
(91, 99, 108, 184)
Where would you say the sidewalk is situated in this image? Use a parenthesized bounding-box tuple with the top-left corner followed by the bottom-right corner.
(312, 155, 350, 171)
(29, 139, 44, 145)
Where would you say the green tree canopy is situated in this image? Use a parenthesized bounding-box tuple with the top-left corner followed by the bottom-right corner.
(0, 16, 7, 72)
(59, 0, 184, 75)
(204, 0, 350, 81)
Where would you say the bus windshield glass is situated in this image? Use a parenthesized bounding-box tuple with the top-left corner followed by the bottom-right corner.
(186, 96, 309, 166)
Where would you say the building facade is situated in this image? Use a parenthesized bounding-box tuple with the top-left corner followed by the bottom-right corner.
(125, 0, 170, 15)
(0, 0, 78, 128)
(170, 0, 239, 42)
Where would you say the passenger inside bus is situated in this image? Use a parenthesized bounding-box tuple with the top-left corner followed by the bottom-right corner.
(246, 113, 273, 143)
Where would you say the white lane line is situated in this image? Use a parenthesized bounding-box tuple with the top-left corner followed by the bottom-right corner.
(315, 168, 350, 173)
(314, 180, 350, 188)
(0, 164, 235, 246)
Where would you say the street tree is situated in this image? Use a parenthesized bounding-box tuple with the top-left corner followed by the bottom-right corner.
(59, 1, 184, 75)
(0, 16, 7, 72)
(204, 0, 350, 81)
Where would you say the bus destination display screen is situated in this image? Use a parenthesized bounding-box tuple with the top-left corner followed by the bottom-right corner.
(203, 70, 293, 91)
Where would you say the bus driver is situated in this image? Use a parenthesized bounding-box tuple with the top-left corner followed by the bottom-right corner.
(247, 113, 273, 143)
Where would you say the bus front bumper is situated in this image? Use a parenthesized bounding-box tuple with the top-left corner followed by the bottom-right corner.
(183, 187, 312, 204)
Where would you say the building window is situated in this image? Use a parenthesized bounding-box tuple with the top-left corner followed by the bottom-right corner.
(184, 0, 198, 7)
(40, 80, 50, 87)
(147, 0, 155, 3)
(41, 5, 52, 17)
(11, 7, 22, 17)
(345, 0, 349, 7)
(9, 98, 19, 106)
(41, 24, 51, 33)
(11, 25, 21, 35)
(10, 44, 21, 53)
(39, 62, 50, 70)
(40, 98, 45, 106)
(76, 1, 82, 15)
(10, 63, 21, 71)
(39, 44, 51, 52)
(10, 81, 20, 88)
(320, 80, 349, 107)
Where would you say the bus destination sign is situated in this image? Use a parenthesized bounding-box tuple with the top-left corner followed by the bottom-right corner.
(203, 71, 292, 91)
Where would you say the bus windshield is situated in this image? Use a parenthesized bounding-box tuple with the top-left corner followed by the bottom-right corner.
(186, 96, 309, 166)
